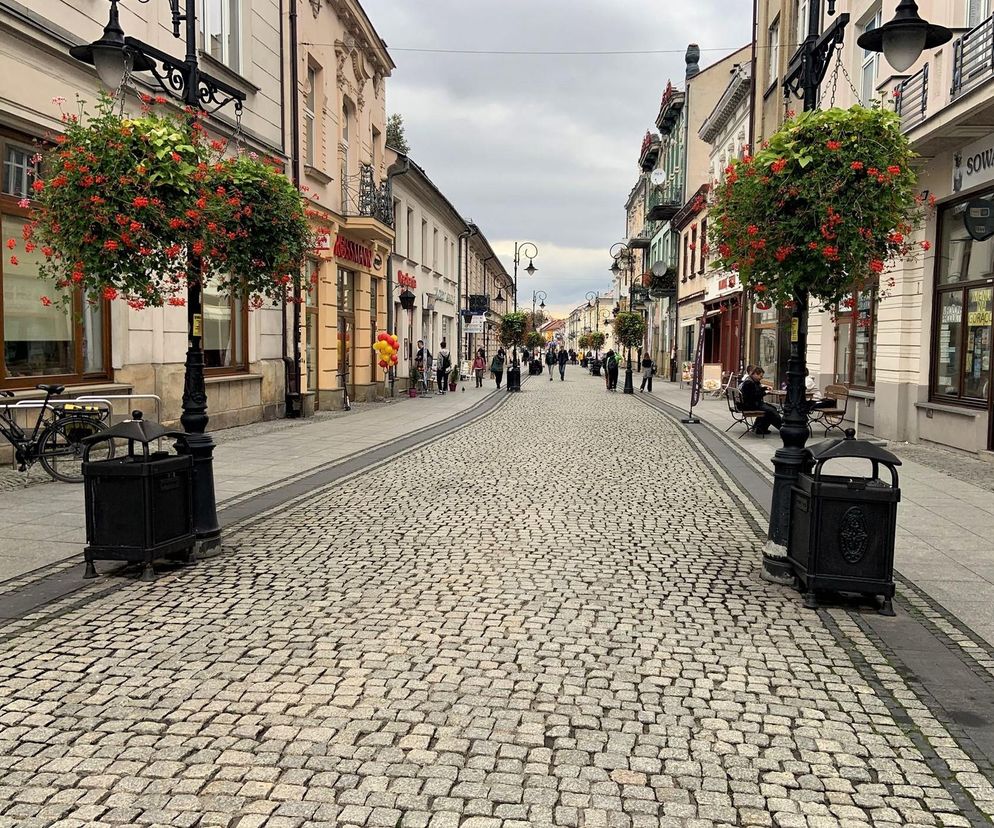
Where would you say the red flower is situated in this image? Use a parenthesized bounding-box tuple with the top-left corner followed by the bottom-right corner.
(869, 259, 885, 273)
(192, 240, 205, 255)
(40, 296, 52, 306)
(851, 161, 864, 171)
(826, 140, 842, 151)
(822, 246, 838, 259)
(104, 240, 119, 252)
(169, 218, 185, 230)
(31, 180, 44, 192)
(5, 238, 14, 250)
(8, 256, 18, 266)
(921, 240, 932, 251)
(102, 287, 118, 301)
(132, 196, 150, 208)
(887, 165, 901, 175)
(167, 296, 186, 307)
(770, 158, 787, 174)
(41, 246, 54, 257)
(24, 241, 36, 253)
(867, 167, 879, 176)
(747, 224, 758, 235)
(888, 231, 904, 244)
(170, 152, 183, 163)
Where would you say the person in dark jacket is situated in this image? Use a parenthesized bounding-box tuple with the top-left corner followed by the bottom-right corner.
(739, 366, 781, 434)
(603, 350, 619, 391)
(545, 346, 556, 381)
(490, 348, 506, 389)
(639, 354, 654, 392)
(557, 347, 568, 381)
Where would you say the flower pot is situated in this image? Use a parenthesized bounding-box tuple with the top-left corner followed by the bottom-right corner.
(449, 383, 457, 392)
(408, 388, 417, 398)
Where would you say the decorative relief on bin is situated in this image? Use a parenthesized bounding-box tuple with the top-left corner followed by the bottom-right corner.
(839, 507, 870, 564)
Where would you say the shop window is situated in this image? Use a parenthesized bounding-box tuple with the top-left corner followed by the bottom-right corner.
(1, 198, 108, 387)
(834, 287, 877, 388)
(304, 65, 319, 168)
(337, 267, 355, 312)
(202, 281, 246, 371)
(305, 259, 319, 394)
(932, 201, 994, 403)
(201, 0, 240, 70)
(750, 306, 778, 379)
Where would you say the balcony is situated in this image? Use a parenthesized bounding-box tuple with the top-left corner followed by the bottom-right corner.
(646, 188, 681, 222)
(953, 15, 994, 100)
(628, 231, 651, 249)
(342, 163, 394, 244)
(639, 132, 661, 171)
(896, 64, 928, 131)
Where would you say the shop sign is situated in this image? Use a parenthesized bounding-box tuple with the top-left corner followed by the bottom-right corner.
(435, 289, 456, 305)
(334, 236, 373, 269)
(397, 270, 417, 289)
(465, 315, 485, 334)
(953, 134, 994, 194)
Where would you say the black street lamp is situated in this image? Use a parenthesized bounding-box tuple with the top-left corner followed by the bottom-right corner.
(532, 290, 547, 319)
(508, 241, 538, 392)
(610, 242, 636, 394)
(763, 0, 946, 583)
(69, 0, 250, 554)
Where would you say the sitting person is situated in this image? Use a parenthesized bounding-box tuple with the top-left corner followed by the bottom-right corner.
(805, 373, 838, 410)
(739, 367, 782, 435)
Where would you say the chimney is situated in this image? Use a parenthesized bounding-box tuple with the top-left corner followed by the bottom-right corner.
(685, 44, 701, 80)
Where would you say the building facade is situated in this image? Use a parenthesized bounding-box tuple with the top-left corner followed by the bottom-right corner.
(2, 0, 289, 428)
(295, 0, 395, 409)
(464, 227, 512, 369)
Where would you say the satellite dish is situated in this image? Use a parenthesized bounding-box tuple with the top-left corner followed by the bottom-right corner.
(651, 261, 669, 277)
(650, 169, 667, 187)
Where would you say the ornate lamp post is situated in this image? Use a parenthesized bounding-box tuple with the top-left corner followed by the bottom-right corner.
(69, 0, 250, 553)
(610, 242, 637, 394)
(507, 241, 538, 391)
(762, 0, 947, 582)
(532, 290, 547, 319)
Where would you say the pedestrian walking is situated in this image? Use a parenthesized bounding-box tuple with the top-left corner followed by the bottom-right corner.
(738, 366, 781, 434)
(436, 339, 451, 395)
(415, 340, 432, 393)
(603, 350, 619, 391)
(472, 349, 486, 388)
(545, 346, 556, 381)
(639, 353, 654, 393)
(491, 348, 506, 389)
(557, 347, 568, 381)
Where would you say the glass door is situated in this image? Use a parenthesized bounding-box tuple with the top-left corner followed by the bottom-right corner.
(337, 314, 354, 403)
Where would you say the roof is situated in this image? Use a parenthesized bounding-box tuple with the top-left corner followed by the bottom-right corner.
(389, 152, 467, 234)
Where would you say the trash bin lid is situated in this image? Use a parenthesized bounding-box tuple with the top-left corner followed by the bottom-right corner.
(82, 410, 185, 446)
(808, 429, 901, 466)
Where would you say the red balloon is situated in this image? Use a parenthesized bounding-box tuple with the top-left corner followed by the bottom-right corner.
(378, 359, 388, 367)
(377, 332, 388, 342)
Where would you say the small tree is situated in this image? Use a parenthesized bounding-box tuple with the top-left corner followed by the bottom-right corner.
(386, 113, 410, 154)
(525, 331, 545, 351)
(588, 331, 606, 353)
(497, 311, 527, 349)
(577, 333, 591, 351)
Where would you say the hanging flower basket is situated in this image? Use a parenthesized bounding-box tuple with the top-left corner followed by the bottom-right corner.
(11, 94, 311, 310)
(708, 105, 930, 309)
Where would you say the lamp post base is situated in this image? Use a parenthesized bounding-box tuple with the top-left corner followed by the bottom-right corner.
(179, 346, 222, 555)
(623, 367, 634, 394)
(763, 441, 810, 587)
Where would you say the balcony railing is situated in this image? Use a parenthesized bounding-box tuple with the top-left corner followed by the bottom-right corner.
(646, 187, 681, 222)
(343, 163, 394, 226)
(897, 63, 928, 130)
(952, 14, 994, 100)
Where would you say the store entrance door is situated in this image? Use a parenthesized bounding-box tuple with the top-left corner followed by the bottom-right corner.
(337, 314, 354, 405)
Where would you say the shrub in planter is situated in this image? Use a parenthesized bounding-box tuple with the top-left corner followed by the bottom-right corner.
(525, 331, 545, 351)
(709, 105, 929, 308)
(613, 312, 646, 353)
(497, 311, 527, 349)
(588, 331, 606, 352)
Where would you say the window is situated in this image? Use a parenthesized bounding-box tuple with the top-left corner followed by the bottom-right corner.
(337, 267, 355, 312)
(932, 198, 994, 403)
(834, 287, 877, 388)
(682, 233, 689, 281)
(859, 10, 882, 103)
(304, 65, 318, 168)
(433, 228, 439, 270)
(202, 281, 246, 371)
(406, 208, 414, 259)
(421, 220, 428, 264)
(699, 218, 708, 274)
(1, 137, 108, 388)
(969, 0, 992, 27)
(767, 18, 780, 87)
(341, 99, 353, 188)
(371, 126, 382, 171)
(305, 259, 319, 394)
(201, 0, 239, 70)
(690, 225, 698, 278)
(795, 0, 809, 46)
(392, 199, 401, 253)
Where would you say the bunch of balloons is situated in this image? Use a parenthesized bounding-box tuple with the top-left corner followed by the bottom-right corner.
(373, 332, 400, 369)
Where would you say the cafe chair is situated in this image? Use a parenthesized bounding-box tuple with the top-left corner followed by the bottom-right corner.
(726, 388, 768, 439)
(810, 384, 849, 436)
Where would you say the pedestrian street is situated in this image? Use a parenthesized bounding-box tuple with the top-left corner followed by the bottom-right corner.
(0, 374, 992, 828)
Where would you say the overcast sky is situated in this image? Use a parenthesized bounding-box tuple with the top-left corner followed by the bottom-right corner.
(363, 0, 751, 318)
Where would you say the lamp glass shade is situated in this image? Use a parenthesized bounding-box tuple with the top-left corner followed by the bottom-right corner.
(540, 301, 546, 309)
(883, 27, 927, 72)
(525, 260, 536, 275)
(93, 44, 129, 90)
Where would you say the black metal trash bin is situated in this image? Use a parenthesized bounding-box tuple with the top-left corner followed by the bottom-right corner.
(81, 411, 195, 582)
(590, 359, 601, 376)
(788, 430, 901, 615)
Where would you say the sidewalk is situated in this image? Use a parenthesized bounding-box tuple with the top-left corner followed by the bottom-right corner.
(652, 380, 994, 645)
(0, 384, 501, 583)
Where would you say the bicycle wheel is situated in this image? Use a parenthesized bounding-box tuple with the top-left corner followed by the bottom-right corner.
(38, 416, 115, 483)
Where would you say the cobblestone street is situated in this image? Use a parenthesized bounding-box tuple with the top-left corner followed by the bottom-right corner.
(1, 375, 992, 828)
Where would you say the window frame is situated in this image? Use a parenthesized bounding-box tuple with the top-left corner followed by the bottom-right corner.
(930, 199, 994, 407)
(833, 286, 878, 390)
(795, 0, 810, 47)
(201, 281, 248, 376)
(767, 17, 780, 88)
(859, 9, 882, 104)
(304, 64, 318, 168)
(1, 132, 111, 390)
(200, 0, 240, 71)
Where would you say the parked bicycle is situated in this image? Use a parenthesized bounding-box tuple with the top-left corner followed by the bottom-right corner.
(0, 384, 114, 483)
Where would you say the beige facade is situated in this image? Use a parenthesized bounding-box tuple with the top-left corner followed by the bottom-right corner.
(0, 0, 290, 431)
(294, 0, 394, 410)
(464, 228, 512, 367)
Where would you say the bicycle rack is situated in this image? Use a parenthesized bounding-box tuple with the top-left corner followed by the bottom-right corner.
(74, 394, 163, 424)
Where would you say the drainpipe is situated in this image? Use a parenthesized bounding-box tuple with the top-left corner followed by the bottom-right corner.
(742, 0, 760, 375)
(386, 156, 412, 338)
(285, 0, 303, 418)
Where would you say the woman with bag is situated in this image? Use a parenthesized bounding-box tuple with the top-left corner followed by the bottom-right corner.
(472, 349, 487, 388)
(436, 339, 451, 395)
(640, 353, 654, 393)
(490, 348, 506, 389)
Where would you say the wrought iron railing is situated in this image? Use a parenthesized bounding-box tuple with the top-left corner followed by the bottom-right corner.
(343, 163, 394, 226)
(896, 63, 928, 130)
(952, 14, 994, 99)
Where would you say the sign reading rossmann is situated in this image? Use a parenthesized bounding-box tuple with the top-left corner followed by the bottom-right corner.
(334, 236, 373, 269)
